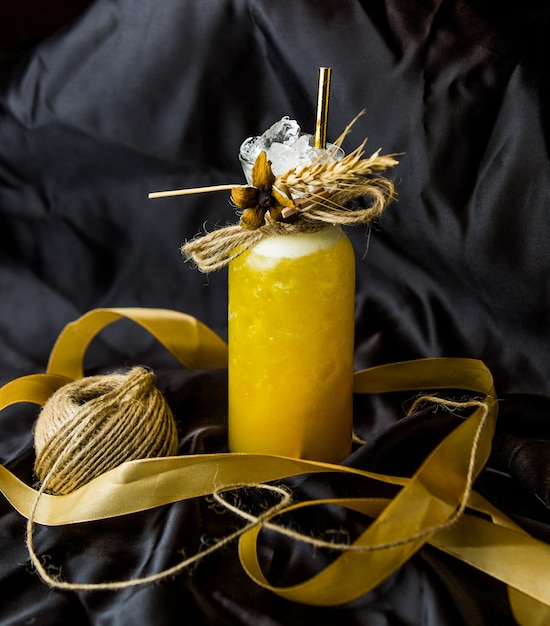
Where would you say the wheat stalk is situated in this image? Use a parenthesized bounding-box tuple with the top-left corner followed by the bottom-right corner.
(275, 129, 399, 225)
(277, 142, 399, 194)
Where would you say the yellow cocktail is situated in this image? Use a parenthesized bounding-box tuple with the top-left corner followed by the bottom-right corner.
(228, 225, 355, 462)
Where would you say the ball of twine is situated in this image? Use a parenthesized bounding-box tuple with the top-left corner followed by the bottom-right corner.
(33, 366, 179, 495)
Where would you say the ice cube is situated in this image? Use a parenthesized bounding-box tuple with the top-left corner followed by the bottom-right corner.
(239, 136, 261, 163)
(238, 116, 340, 182)
(263, 116, 301, 146)
(266, 143, 297, 177)
(267, 134, 313, 176)
(239, 117, 305, 180)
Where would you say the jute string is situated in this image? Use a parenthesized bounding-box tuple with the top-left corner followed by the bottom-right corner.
(183, 217, 322, 273)
(33, 366, 178, 495)
(27, 393, 489, 591)
(218, 396, 489, 552)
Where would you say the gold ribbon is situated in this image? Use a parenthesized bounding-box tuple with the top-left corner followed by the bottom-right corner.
(46, 307, 228, 379)
(0, 308, 548, 623)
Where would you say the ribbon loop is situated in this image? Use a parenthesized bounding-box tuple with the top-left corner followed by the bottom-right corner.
(46, 307, 228, 379)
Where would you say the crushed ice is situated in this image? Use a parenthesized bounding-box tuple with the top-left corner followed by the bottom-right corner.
(239, 117, 330, 177)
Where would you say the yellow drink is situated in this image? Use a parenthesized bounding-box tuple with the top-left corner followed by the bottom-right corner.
(228, 225, 355, 462)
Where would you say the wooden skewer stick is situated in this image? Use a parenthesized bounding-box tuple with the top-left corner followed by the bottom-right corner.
(148, 184, 240, 199)
(314, 67, 332, 149)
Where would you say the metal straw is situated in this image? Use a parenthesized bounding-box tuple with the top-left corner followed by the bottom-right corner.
(314, 67, 332, 149)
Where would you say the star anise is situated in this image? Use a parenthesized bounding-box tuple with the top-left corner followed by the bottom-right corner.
(230, 151, 296, 229)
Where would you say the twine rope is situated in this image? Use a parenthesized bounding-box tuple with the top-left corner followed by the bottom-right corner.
(26, 481, 292, 591)
(182, 180, 395, 273)
(182, 216, 324, 273)
(33, 366, 179, 495)
(215, 396, 490, 552)
(26, 394, 488, 591)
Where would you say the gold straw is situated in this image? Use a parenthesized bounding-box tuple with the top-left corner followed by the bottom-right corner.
(314, 67, 332, 149)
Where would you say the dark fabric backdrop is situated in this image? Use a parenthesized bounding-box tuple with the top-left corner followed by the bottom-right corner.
(1, 1, 549, 624)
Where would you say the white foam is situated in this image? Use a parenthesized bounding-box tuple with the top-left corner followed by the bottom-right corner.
(251, 226, 342, 259)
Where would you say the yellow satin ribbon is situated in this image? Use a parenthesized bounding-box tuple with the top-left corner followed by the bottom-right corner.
(46, 307, 229, 379)
(0, 307, 548, 623)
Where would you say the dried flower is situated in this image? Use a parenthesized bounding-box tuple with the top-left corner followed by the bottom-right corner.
(230, 151, 295, 229)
